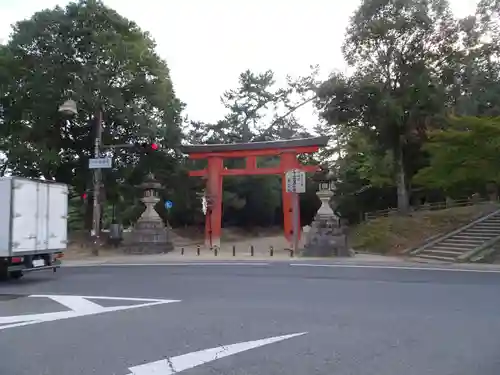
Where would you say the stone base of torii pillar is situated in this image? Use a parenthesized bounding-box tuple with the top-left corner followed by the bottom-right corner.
(301, 188, 352, 257)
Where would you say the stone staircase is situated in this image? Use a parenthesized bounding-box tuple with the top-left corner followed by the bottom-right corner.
(411, 209, 500, 262)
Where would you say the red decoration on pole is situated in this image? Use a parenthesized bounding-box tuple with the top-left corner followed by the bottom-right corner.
(151, 143, 158, 151)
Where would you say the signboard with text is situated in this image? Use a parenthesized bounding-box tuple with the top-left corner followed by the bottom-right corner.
(285, 169, 306, 193)
(88, 157, 112, 169)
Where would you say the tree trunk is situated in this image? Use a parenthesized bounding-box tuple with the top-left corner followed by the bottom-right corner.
(486, 182, 498, 202)
(394, 142, 410, 214)
(84, 201, 93, 230)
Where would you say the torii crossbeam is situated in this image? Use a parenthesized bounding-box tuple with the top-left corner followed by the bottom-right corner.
(181, 136, 328, 248)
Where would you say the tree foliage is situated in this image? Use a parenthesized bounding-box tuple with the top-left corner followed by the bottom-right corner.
(186, 69, 318, 227)
(316, 0, 458, 213)
(1, 0, 500, 232)
(414, 117, 500, 192)
(0, 0, 184, 228)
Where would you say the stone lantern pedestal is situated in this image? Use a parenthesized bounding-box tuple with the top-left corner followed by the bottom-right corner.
(123, 173, 174, 254)
(302, 175, 351, 257)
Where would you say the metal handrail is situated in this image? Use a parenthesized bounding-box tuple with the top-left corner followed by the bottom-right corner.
(409, 208, 500, 256)
(458, 234, 500, 262)
(365, 198, 489, 221)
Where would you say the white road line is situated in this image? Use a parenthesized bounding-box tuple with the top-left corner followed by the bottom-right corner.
(40, 295, 104, 313)
(126, 332, 307, 375)
(0, 295, 180, 331)
(64, 261, 500, 273)
(290, 263, 500, 273)
(31, 295, 176, 302)
(65, 262, 270, 267)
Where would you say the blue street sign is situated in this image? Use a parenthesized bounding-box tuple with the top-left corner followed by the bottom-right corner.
(165, 200, 173, 209)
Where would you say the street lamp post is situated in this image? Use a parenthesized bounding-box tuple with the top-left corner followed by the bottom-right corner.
(59, 98, 161, 255)
(92, 109, 103, 254)
(59, 99, 103, 255)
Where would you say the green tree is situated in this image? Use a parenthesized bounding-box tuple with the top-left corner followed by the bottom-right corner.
(452, 0, 500, 116)
(0, 0, 184, 228)
(186, 69, 318, 227)
(414, 116, 500, 195)
(222, 70, 288, 142)
(189, 70, 311, 145)
(316, 0, 458, 213)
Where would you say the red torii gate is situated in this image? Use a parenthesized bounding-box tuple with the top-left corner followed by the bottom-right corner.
(181, 136, 329, 248)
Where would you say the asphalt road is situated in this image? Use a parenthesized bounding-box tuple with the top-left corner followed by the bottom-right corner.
(0, 262, 499, 375)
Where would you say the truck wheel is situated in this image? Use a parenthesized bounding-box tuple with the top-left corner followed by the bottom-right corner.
(0, 262, 9, 281)
(10, 271, 23, 280)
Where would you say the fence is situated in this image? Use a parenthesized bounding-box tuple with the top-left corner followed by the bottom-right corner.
(363, 197, 491, 221)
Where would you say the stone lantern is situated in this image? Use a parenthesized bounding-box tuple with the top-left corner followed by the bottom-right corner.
(123, 173, 174, 254)
(316, 172, 337, 221)
(302, 167, 351, 257)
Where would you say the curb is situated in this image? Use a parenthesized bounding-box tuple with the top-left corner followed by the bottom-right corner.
(63, 262, 272, 267)
(61, 258, 500, 273)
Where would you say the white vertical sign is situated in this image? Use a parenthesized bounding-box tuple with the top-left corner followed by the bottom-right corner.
(285, 169, 306, 193)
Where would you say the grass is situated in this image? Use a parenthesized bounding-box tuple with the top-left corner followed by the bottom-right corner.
(349, 204, 500, 255)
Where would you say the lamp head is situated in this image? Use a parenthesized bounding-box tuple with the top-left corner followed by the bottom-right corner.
(58, 99, 78, 116)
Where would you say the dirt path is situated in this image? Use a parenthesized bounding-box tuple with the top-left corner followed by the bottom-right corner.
(65, 228, 302, 260)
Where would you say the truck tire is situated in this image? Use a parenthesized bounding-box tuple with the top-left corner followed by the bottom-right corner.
(9, 270, 23, 280)
(0, 263, 9, 281)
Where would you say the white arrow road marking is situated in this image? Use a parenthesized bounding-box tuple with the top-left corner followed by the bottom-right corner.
(126, 332, 307, 375)
(0, 295, 180, 331)
(44, 295, 104, 313)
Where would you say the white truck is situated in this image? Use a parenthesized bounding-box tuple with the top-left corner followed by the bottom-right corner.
(0, 177, 68, 280)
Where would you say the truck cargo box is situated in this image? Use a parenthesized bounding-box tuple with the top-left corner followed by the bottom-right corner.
(0, 177, 68, 257)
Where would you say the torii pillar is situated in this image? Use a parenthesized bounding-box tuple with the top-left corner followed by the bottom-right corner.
(181, 136, 329, 248)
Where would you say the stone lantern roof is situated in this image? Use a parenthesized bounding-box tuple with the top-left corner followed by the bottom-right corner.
(137, 172, 163, 190)
(312, 164, 335, 182)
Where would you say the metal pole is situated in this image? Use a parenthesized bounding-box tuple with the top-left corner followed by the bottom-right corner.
(292, 191, 299, 253)
(92, 109, 103, 255)
(208, 208, 213, 249)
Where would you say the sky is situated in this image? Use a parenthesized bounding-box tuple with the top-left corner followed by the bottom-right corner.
(0, 0, 481, 129)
